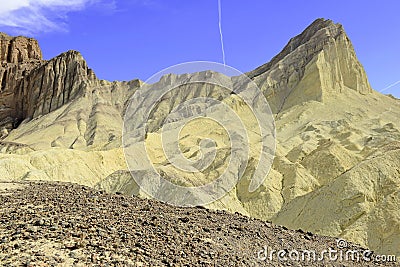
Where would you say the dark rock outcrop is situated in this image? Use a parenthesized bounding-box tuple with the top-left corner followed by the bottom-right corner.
(0, 33, 42, 63)
(0, 33, 44, 130)
(0, 33, 97, 134)
(14, 50, 97, 119)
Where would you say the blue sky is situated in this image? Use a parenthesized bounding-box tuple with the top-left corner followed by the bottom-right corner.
(0, 0, 399, 97)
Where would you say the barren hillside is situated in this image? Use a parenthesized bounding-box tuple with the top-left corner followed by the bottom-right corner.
(0, 18, 399, 258)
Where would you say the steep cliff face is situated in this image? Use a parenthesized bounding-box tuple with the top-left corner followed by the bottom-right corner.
(0, 33, 99, 135)
(14, 51, 97, 120)
(0, 33, 42, 63)
(0, 33, 44, 130)
(247, 18, 372, 113)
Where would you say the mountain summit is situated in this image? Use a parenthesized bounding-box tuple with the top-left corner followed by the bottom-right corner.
(0, 19, 399, 257)
(248, 18, 372, 113)
(0, 33, 42, 63)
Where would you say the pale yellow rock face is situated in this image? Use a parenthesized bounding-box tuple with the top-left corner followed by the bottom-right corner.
(1, 19, 400, 257)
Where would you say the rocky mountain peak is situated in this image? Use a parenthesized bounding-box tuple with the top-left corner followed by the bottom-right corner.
(14, 49, 98, 120)
(0, 36, 99, 133)
(0, 33, 42, 63)
(247, 18, 372, 113)
(247, 18, 340, 80)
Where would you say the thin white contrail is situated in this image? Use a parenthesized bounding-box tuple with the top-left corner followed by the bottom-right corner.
(218, 0, 226, 67)
(380, 80, 400, 93)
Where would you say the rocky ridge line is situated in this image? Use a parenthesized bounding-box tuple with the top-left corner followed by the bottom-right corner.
(247, 18, 372, 113)
(0, 33, 98, 134)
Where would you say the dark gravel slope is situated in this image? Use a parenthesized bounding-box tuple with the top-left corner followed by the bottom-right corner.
(0, 181, 397, 266)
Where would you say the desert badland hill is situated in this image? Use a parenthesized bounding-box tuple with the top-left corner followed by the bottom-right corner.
(0, 18, 399, 261)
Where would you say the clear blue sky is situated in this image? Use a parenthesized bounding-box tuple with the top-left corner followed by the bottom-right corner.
(1, 0, 399, 97)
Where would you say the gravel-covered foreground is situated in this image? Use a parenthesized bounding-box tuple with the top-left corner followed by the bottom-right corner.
(0, 181, 397, 267)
